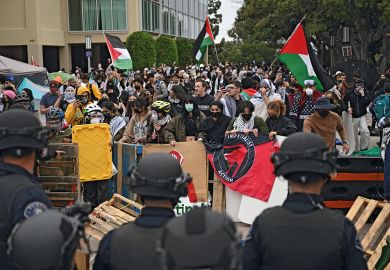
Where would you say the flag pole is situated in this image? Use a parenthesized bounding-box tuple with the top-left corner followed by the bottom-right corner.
(213, 44, 221, 65)
(267, 14, 307, 73)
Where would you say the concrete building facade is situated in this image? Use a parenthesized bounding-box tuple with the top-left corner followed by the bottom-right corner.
(0, 0, 207, 72)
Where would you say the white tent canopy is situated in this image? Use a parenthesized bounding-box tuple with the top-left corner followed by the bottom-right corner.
(0, 55, 47, 75)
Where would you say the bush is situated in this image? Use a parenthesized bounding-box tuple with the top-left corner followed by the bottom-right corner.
(125, 31, 156, 70)
(155, 35, 178, 67)
(176, 38, 194, 66)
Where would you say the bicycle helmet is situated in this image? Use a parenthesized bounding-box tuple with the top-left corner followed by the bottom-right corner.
(83, 103, 103, 116)
(46, 107, 64, 121)
(14, 92, 31, 103)
(151, 100, 171, 114)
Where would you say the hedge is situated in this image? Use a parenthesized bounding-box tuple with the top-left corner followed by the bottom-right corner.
(176, 38, 194, 66)
(155, 35, 178, 67)
(125, 31, 156, 70)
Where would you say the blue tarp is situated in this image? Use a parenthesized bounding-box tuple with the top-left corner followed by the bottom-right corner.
(17, 77, 49, 99)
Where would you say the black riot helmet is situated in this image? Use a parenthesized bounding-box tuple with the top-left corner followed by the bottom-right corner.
(128, 152, 192, 199)
(0, 109, 49, 156)
(8, 212, 81, 270)
(271, 132, 338, 183)
(158, 207, 241, 270)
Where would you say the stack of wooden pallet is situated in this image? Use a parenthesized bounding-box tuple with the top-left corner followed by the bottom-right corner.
(86, 193, 143, 241)
(347, 196, 390, 269)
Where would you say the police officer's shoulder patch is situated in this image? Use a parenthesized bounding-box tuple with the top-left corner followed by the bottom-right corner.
(23, 201, 48, 218)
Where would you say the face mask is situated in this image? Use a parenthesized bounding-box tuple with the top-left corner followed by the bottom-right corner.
(64, 92, 75, 102)
(242, 113, 252, 121)
(211, 111, 222, 119)
(134, 85, 141, 91)
(103, 112, 112, 120)
(81, 96, 89, 104)
(317, 110, 330, 117)
(48, 122, 62, 132)
(268, 115, 277, 121)
(90, 117, 102, 124)
(134, 108, 142, 113)
(185, 103, 194, 112)
(169, 97, 180, 104)
(305, 88, 313, 96)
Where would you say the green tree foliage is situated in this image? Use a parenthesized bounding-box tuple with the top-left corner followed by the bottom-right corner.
(155, 35, 179, 66)
(125, 31, 156, 70)
(228, 0, 390, 71)
(176, 38, 194, 66)
(208, 0, 222, 38)
(209, 38, 276, 64)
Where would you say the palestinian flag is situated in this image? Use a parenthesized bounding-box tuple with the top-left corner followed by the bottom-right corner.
(104, 33, 133, 70)
(193, 17, 215, 62)
(278, 23, 334, 91)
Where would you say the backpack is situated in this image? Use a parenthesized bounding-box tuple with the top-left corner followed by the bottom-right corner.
(374, 94, 390, 119)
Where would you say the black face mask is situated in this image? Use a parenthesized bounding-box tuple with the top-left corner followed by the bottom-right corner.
(103, 112, 112, 120)
(134, 108, 142, 113)
(211, 111, 222, 119)
(268, 116, 277, 121)
(318, 110, 330, 117)
(129, 101, 135, 107)
(242, 113, 252, 121)
(134, 85, 141, 91)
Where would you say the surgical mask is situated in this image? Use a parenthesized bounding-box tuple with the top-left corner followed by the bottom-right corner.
(48, 122, 62, 132)
(242, 113, 252, 121)
(211, 111, 222, 119)
(305, 88, 313, 96)
(81, 96, 89, 104)
(134, 85, 141, 91)
(317, 110, 330, 117)
(64, 92, 75, 102)
(90, 117, 102, 124)
(185, 103, 194, 112)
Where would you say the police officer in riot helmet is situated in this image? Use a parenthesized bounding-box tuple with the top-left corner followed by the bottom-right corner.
(93, 152, 192, 270)
(243, 132, 368, 270)
(7, 202, 91, 270)
(0, 109, 52, 269)
(159, 207, 241, 270)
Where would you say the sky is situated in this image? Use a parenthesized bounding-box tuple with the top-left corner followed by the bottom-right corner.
(215, 0, 242, 43)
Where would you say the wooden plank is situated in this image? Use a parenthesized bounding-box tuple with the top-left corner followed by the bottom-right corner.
(361, 204, 390, 250)
(74, 250, 89, 270)
(48, 143, 78, 159)
(94, 208, 125, 227)
(39, 161, 77, 168)
(39, 175, 78, 183)
(89, 216, 116, 233)
(112, 202, 140, 218)
(113, 193, 143, 212)
(212, 177, 225, 213)
(355, 200, 379, 234)
(346, 196, 366, 221)
(101, 204, 135, 222)
(85, 226, 105, 241)
(368, 227, 390, 270)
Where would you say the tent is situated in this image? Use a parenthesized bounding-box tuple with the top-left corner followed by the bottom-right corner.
(0, 55, 47, 85)
(17, 77, 49, 99)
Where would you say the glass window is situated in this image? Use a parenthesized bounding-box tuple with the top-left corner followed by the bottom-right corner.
(162, 6, 169, 34)
(183, 0, 188, 14)
(152, 2, 160, 32)
(69, 0, 82, 31)
(142, 0, 151, 31)
(169, 8, 176, 35)
(68, 0, 126, 31)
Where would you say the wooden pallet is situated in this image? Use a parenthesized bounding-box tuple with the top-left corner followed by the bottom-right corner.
(86, 193, 143, 241)
(38, 143, 80, 208)
(347, 196, 390, 269)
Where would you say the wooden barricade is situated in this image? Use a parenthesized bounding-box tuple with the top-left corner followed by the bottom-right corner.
(38, 143, 80, 208)
(347, 196, 390, 269)
(86, 193, 143, 241)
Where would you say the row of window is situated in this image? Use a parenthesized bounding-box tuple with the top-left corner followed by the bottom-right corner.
(142, 0, 207, 39)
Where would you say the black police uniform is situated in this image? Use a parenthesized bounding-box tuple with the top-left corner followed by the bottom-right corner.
(243, 193, 368, 270)
(0, 162, 52, 269)
(93, 207, 175, 270)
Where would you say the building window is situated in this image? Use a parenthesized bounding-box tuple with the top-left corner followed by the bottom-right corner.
(68, 0, 126, 31)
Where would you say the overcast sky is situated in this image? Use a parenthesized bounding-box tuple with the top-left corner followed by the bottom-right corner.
(215, 1, 242, 42)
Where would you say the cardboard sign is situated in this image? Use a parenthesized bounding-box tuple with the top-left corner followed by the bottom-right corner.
(143, 142, 209, 202)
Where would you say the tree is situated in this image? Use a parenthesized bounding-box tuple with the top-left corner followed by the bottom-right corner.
(155, 35, 179, 67)
(229, 0, 390, 72)
(176, 38, 194, 66)
(208, 0, 222, 38)
(125, 31, 156, 70)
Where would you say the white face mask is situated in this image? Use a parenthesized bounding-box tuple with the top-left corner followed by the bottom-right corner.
(90, 118, 102, 124)
(305, 88, 313, 96)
